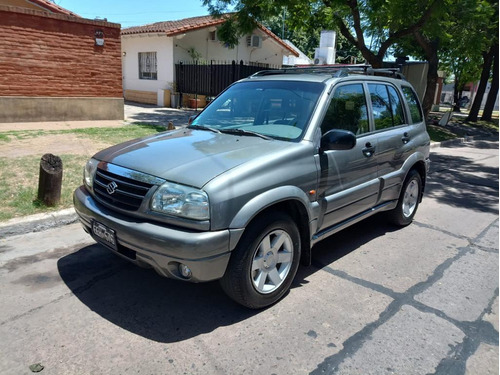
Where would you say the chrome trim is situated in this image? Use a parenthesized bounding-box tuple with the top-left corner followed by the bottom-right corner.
(98, 161, 166, 186)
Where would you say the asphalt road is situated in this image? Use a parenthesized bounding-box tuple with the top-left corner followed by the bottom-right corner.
(0, 140, 498, 375)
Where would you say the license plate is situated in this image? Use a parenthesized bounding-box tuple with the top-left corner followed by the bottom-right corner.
(92, 221, 117, 251)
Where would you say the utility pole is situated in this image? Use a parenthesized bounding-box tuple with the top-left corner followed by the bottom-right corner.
(282, 8, 285, 39)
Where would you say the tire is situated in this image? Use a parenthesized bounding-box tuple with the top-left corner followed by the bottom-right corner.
(387, 169, 422, 226)
(220, 212, 301, 309)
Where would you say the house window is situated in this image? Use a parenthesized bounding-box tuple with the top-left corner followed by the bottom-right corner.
(138, 52, 157, 80)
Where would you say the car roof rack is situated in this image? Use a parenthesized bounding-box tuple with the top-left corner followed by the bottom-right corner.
(251, 64, 406, 80)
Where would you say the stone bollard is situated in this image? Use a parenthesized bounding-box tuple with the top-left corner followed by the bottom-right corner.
(37, 153, 63, 206)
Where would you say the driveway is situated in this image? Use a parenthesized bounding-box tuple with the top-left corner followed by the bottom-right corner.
(124, 101, 197, 127)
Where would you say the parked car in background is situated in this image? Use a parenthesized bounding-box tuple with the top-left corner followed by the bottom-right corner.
(74, 65, 431, 308)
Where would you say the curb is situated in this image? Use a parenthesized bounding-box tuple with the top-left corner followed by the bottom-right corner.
(430, 135, 475, 149)
(0, 208, 78, 239)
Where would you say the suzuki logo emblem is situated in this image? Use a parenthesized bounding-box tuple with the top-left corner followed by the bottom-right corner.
(106, 181, 118, 195)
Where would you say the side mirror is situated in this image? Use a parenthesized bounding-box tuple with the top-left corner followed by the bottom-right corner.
(320, 129, 356, 152)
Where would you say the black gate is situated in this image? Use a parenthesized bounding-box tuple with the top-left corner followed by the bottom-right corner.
(175, 60, 277, 97)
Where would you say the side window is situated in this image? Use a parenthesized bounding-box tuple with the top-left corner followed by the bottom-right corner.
(402, 86, 424, 123)
(321, 84, 368, 135)
(368, 84, 405, 130)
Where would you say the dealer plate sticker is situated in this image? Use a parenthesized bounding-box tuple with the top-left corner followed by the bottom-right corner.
(92, 221, 117, 250)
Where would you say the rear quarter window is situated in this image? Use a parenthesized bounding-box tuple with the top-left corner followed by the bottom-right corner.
(402, 86, 423, 124)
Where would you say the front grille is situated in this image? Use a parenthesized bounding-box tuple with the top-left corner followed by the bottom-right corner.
(94, 168, 155, 211)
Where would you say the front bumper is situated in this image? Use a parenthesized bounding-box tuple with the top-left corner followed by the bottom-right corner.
(73, 186, 231, 282)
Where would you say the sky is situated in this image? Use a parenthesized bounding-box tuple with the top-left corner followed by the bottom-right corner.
(56, 0, 212, 28)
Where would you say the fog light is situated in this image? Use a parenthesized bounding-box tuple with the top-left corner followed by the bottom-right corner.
(179, 264, 192, 279)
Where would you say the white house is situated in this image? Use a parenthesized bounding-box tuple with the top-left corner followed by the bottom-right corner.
(121, 15, 299, 106)
(282, 40, 312, 66)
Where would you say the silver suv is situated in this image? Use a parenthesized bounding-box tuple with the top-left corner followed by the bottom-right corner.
(74, 66, 430, 308)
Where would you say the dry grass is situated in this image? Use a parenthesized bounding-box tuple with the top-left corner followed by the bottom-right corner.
(0, 124, 166, 221)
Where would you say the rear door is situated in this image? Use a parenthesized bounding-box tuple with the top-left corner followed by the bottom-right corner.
(316, 82, 380, 230)
(367, 83, 422, 203)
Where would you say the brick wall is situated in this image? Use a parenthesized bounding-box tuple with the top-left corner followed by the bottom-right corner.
(0, 6, 122, 98)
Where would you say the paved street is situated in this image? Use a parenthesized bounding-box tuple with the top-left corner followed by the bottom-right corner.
(0, 140, 498, 375)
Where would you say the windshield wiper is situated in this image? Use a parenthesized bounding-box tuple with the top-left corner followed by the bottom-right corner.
(188, 125, 221, 133)
(220, 128, 272, 140)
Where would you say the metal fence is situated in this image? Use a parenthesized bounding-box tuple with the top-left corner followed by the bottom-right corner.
(175, 60, 278, 97)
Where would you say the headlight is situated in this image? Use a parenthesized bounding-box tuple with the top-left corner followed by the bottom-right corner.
(151, 182, 209, 220)
(83, 158, 99, 191)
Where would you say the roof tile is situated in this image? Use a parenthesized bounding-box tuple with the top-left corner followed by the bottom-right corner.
(28, 0, 79, 16)
(122, 14, 298, 57)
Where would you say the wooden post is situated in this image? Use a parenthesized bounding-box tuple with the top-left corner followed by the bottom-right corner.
(37, 153, 63, 206)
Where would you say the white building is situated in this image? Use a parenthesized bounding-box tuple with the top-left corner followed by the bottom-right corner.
(282, 40, 312, 66)
(121, 15, 299, 106)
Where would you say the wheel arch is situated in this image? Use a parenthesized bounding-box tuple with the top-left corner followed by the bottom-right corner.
(229, 187, 313, 267)
(409, 160, 427, 202)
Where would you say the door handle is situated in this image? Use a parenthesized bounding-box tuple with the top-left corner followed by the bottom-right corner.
(402, 132, 410, 144)
(362, 142, 375, 157)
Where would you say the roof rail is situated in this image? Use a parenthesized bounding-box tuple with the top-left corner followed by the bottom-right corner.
(250, 64, 406, 80)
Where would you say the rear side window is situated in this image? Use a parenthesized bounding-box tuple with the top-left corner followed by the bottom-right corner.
(368, 84, 405, 130)
(402, 86, 423, 123)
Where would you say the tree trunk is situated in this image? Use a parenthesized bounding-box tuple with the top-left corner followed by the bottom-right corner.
(481, 43, 499, 122)
(467, 45, 494, 122)
(423, 56, 439, 118)
(37, 153, 63, 207)
(414, 31, 439, 119)
(453, 87, 462, 112)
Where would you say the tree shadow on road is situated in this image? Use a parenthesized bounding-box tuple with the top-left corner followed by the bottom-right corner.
(428, 142, 499, 214)
(125, 102, 195, 127)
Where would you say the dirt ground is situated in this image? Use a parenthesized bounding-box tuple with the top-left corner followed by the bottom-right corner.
(0, 103, 194, 159)
(0, 134, 113, 159)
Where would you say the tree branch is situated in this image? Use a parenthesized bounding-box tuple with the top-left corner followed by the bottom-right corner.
(378, 0, 441, 57)
(330, 2, 381, 66)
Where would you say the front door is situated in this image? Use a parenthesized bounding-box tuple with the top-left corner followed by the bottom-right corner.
(316, 82, 380, 230)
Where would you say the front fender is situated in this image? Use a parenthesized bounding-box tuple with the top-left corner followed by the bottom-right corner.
(229, 185, 313, 229)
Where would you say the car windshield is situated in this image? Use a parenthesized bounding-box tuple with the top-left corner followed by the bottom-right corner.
(190, 80, 325, 141)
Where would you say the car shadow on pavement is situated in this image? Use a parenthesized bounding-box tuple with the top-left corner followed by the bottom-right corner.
(57, 243, 255, 343)
(57, 215, 397, 343)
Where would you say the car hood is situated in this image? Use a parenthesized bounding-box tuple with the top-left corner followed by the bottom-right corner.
(93, 128, 292, 188)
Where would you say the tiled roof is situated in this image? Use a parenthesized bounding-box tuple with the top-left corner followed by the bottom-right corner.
(122, 15, 225, 36)
(28, 0, 79, 17)
(122, 15, 299, 56)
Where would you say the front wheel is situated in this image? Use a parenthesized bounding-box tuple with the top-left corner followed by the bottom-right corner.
(387, 169, 422, 226)
(220, 212, 301, 309)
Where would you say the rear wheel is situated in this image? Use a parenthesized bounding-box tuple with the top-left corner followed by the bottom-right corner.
(220, 212, 301, 309)
(387, 169, 422, 226)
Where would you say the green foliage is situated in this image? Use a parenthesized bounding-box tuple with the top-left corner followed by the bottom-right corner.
(202, 0, 498, 115)
(426, 124, 458, 142)
(439, 0, 495, 90)
(203, 0, 444, 66)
